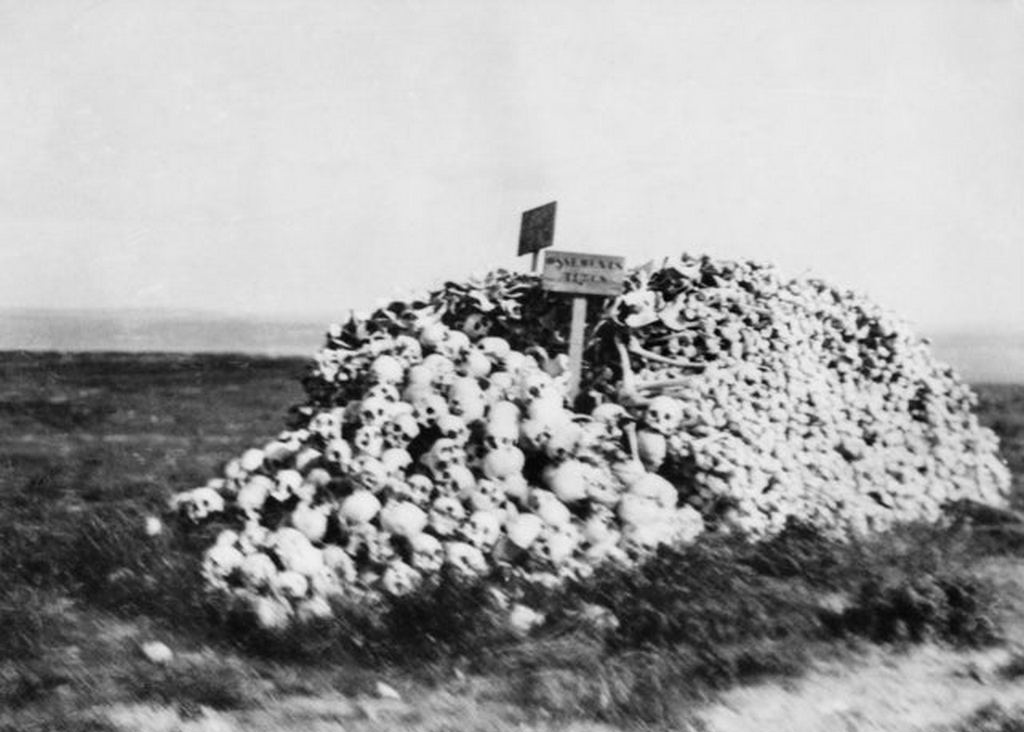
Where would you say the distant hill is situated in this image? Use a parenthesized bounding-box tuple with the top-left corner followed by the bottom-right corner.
(1, 309, 1021, 383)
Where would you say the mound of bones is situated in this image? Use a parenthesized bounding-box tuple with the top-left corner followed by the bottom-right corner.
(173, 254, 1012, 628)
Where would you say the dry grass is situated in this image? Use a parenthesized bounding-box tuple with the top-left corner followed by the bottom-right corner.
(0, 352, 1022, 730)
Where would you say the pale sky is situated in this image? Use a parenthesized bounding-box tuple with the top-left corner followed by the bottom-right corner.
(1, 0, 1022, 335)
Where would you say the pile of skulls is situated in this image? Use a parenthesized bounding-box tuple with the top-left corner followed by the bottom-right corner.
(172, 254, 1011, 627)
(173, 318, 704, 627)
(595, 256, 1011, 538)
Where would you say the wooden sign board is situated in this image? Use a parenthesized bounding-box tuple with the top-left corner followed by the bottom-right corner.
(542, 250, 626, 296)
(518, 201, 557, 257)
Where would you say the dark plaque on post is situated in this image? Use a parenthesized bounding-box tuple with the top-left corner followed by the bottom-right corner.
(518, 201, 557, 268)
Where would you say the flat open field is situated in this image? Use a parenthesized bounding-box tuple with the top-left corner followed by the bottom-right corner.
(2, 351, 1024, 731)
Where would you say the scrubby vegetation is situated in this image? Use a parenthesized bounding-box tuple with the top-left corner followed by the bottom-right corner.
(0, 353, 1021, 728)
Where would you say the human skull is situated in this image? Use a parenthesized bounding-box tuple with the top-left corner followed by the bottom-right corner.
(412, 393, 449, 428)
(269, 469, 303, 502)
(621, 522, 674, 557)
(479, 336, 511, 364)
(359, 397, 391, 429)
(481, 446, 525, 480)
(460, 313, 492, 341)
(484, 372, 515, 402)
(644, 396, 684, 435)
(178, 487, 225, 522)
(671, 505, 705, 544)
(487, 400, 520, 425)
(369, 354, 405, 385)
(615, 289, 659, 328)
(445, 541, 487, 576)
(350, 455, 388, 492)
(295, 595, 335, 622)
(463, 440, 488, 471)
(591, 402, 628, 429)
(484, 419, 519, 450)
(238, 519, 269, 555)
(529, 490, 572, 527)
(380, 447, 413, 477)
(306, 565, 344, 600)
(239, 552, 277, 590)
(222, 459, 246, 493)
(469, 479, 507, 512)
(630, 473, 678, 509)
(532, 526, 578, 566)
(342, 521, 379, 557)
(421, 438, 465, 476)
(502, 473, 532, 504)
(321, 545, 358, 583)
(271, 570, 309, 600)
(366, 382, 401, 407)
(382, 413, 420, 450)
(617, 493, 663, 527)
(436, 414, 470, 445)
(309, 411, 342, 442)
(323, 438, 353, 470)
(435, 463, 477, 500)
(294, 447, 324, 474)
(290, 502, 329, 543)
(381, 560, 422, 596)
(253, 595, 294, 631)
(395, 474, 434, 507)
(518, 370, 558, 402)
(338, 489, 382, 526)
(610, 460, 647, 489)
(263, 439, 297, 467)
(365, 530, 398, 566)
(463, 346, 494, 377)
(423, 353, 457, 387)
(270, 528, 324, 576)
(544, 422, 582, 462)
(502, 350, 529, 375)
(506, 512, 544, 549)
(448, 377, 486, 423)
(201, 541, 243, 589)
(410, 532, 444, 573)
(428, 496, 466, 536)
(239, 448, 265, 473)
(418, 322, 449, 351)
(405, 363, 434, 390)
(582, 506, 618, 545)
(462, 510, 501, 549)
(585, 468, 622, 506)
(542, 460, 589, 503)
(393, 334, 423, 365)
(636, 429, 668, 471)
(379, 500, 429, 538)
(438, 329, 471, 361)
(584, 535, 625, 564)
(519, 418, 554, 452)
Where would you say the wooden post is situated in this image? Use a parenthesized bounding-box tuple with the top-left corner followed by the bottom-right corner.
(567, 296, 587, 401)
(531, 250, 539, 272)
(541, 250, 626, 403)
